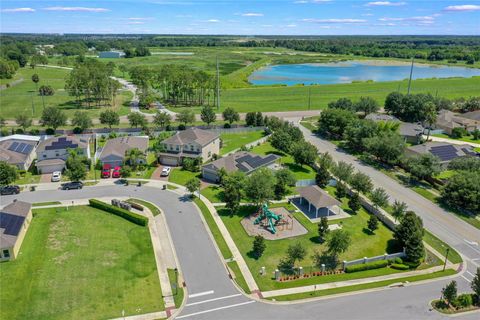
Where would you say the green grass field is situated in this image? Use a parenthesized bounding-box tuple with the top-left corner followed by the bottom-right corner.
(432, 133, 480, 144)
(220, 130, 265, 155)
(167, 268, 184, 309)
(0, 206, 163, 320)
(0, 66, 131, 119)
(168, 168, 201, 186)
(423, 230, 462, 264)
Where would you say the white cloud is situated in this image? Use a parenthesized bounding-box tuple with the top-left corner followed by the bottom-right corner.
(302, 18, 367, 23)
(261, 24, 273, 27)
(127, 21, 145, 25)
(241, 13, 264, 17)
(362, 13, 374, 16)
(286, 24, 297, 27)
(127, 17, 153, 21)
(379, 15, 435, 24)
(1, 7, 35, 13)
(294, 0, 331, 4)
(43, 7, 110, 12)
(206, 19, 220, 23)
(443, 5, 480, 12)
(366, 1, 406, 6)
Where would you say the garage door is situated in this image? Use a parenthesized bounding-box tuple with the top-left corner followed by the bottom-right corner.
(160, 156, 179, 166)
(202, 169, 219, 183)
(37, 163, 65, 174)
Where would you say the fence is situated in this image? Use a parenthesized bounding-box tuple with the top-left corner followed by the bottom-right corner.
(203, 126, 266, 134)
(295, 179, 316, 187)
(342, 251, 406, 270)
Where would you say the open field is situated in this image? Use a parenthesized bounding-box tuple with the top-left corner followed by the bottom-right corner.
(220, 130, 265, 155)
(0, 206, 163, 320)
(0, 66, 132, 119)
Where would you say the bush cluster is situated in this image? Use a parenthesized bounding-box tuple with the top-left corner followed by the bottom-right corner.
(89, 199, 148, 226)
(344, 260, 388, 273)
(390, 263, 409, 270)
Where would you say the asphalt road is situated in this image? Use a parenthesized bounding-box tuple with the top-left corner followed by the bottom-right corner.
(2, 184, 478, 320)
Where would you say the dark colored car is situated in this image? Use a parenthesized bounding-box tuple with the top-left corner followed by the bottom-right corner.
(61, 182, 83, 190)
(0, 185, 21, 195)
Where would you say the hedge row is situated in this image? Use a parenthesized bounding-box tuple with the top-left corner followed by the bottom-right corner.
(89, 199, 148, 226)
(345, 260, 389, 273)
(391, 263, 410, 270)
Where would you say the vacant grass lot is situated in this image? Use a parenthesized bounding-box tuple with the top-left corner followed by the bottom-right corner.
(0, 206, 163, 320)
(0, 66, 131, 119)
(220, 130, 265, 155)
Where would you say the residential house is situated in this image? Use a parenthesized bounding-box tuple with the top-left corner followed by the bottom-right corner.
(99, 136, 149, 167)
(0, 134, 40, 170)
(36, 135, 90, 174)
(435, 109, 480, 135)
(365, 113, 424, 144)
(405, 141, 477, 167)
(158, 128, 220, 166)
(0, 200, 32, 261)
(202, 151, 280, 182)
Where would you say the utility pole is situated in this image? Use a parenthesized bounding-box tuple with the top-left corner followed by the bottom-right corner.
(216, 56, 220, 111)
(407, 57, 414, 95)
(307, 87, 311, 110)
(31, 93, 35, 116)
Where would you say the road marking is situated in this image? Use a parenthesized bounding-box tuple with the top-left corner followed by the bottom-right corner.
(188, 290, 214, 298)
(466, 271, 476, 278)
(177, 301, 255, 319)
(461, 275, 472, 282)
(464, 239, 478, 246)
(186, 294, 242, 307)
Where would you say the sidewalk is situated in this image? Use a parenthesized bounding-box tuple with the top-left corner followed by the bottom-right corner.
(426, 135, 480, 148)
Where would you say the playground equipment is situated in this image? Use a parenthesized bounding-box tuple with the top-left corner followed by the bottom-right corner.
(254, 203, 282, 234)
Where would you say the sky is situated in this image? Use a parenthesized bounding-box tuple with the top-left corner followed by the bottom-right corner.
(1, 0, 479, 35)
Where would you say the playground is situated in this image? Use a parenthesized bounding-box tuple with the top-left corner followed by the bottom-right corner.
(240, 205, 307, 240)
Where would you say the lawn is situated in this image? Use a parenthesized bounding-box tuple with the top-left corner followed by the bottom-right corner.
(167, 268, 184, 309)
(432, 133, 480, 144)
(0, 206, 163, 320)
(218, 197, 398, 291)
(250, 142, 316, 180)
(128, 198, 162, 216)
(0, 66, 132, 119)
(423, 230, 462, 264)
(220, 130, 265, 155)
(14, 170, 41, 185)
(168, 168, 201, 186)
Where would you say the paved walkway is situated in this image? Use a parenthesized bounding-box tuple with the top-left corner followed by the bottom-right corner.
(425, 135, 480, 148)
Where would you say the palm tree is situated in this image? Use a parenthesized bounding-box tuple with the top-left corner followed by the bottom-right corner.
(125, 148, 146, 170)
(424, 101, 437, 142)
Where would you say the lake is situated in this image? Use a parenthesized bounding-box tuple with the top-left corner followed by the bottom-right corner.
(248, 61, 480, 86)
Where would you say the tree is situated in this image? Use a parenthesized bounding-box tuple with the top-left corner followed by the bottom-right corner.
(127, 112, 147, 128)
(274, 169, 296, 199)
(318, 217, 329, 242)
(442, 281, 457, 306)
(153, 111, 172, 130)
(186, 178, 201, 196)
(448, 157, 480, 172)
(252, 235, 266, 259)
(348, 192, 361, 214)
(363, 132, 405, 164)
(200, 105, 216, 126)
(423, 101, 437, 141)
(222, 107, 240, 125)
(355, 96, 379, 116)
(349, 171, 373, 195)
(245, 112, 257, 126)
(255, 112, 264, 126)
(371, 187, 389, 209)
(318, 108, 357, 138)
(344, 119, 379, 151)
(328, 97, 355, 111)
(40, 106, 67, 130)
(291, 141, 317, 167)
(39, 85, 54, 96)
(125, 148, 146, 170)
(367, 215, 379, 233)
(31, 73, 39, 91)
(71, 111, 92, 132)
(471, 267, 480, 298)
(15, 114, 32, 131)
(406, 154, 441, 181)
(270, 130, 293, 153)
(384, 92, 404, 115)
(120, 165, 132, 178)
(65, 153, 87, 182)
(99, 109, 120, 128)
(405, 229, 425, 264)
(335, 181, 347, 199)
(118, 64, 128, 77)
(0, 161, 18, 185)
(244, 168, 276, 206)
(392, 200, 408, 222)
(332, 161, 354, 183)
(315, 164, 331, 188)
(176, 109, 195, 126)
(441, 171, 480, 214)
(287, 242, 307, 267)
(394, 211, 425, 262)
(223, 171, 246, 214)
(326, 229, 351, 261)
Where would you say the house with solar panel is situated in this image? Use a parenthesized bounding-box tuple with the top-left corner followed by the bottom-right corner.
(201, 151, 280, 182)
(35, 135, 90, 174)
(0, 200, 32, 261)
(0, 134, 40, 170)
(405, 141, 478, 167)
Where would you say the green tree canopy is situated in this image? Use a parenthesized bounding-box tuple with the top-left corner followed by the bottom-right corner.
(0, 161, 18, 186)
(40, 106, 67, 130)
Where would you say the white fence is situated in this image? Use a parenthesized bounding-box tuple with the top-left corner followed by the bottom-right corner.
(342, 251, 406, 270)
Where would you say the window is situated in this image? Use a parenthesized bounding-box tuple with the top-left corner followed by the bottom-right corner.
(43, 154, 47, 158)
(190, 145, 194, 151)
(176, 145, 179, 151)
(55, 153, 59, 157)
(3, 250, 10, 258)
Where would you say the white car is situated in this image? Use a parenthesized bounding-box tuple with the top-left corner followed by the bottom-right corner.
(51, 171, 62, 182)
(160, 166, 171, 177)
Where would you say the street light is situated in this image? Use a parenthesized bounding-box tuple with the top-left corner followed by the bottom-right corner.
(174, 268, 178, 295)
(443, 247, 450, 271)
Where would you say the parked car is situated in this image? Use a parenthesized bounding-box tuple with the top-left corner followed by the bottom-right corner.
(161, 166, 172, 177)
(61, 181, 83, 190)
(112, 166, 121, 178)
(0, 185, 20, 195)
(101, 164, 111, 178)
(51, 171, 62, 182)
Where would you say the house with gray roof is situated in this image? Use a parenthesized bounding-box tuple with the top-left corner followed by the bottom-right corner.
(99, 136, 149, 167)
(158, 128, 220, 166)
(405, 141, 477, 167)
(0, 200, 32, 261)
(0, 134, 40, 170)
(436, 110, 480, 135)
(202, 151, 280, 182)
(365, 113, 424, 144)
(36, 135, 90, 173)
(295, 185, 343, 220)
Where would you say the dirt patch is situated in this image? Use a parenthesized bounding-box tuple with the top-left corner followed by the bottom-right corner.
(53, 251, 73, 265)
(101, 251, 119, 267)
(47, 218, 71, 251)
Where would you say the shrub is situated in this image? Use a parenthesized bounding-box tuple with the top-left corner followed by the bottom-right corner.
(390, 263, 409, 270)
(223, 123, 231, 128)
(15, 128, 24, 134)
(45, 128, 55, 135)
(455, 294, 473, 308)
(394, 257, 403, 264)
(88, 199, 148, 226)
(73, 126, 83, 134)
(451, 127, 467, 139)
(345, 260, 388, 273)
(29, 128, 40, 135)
(178, 124, 186, 131)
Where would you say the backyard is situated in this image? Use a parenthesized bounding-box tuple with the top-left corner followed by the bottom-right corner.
(219, 130, 265, 155)
(0, 206, 163, 320)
